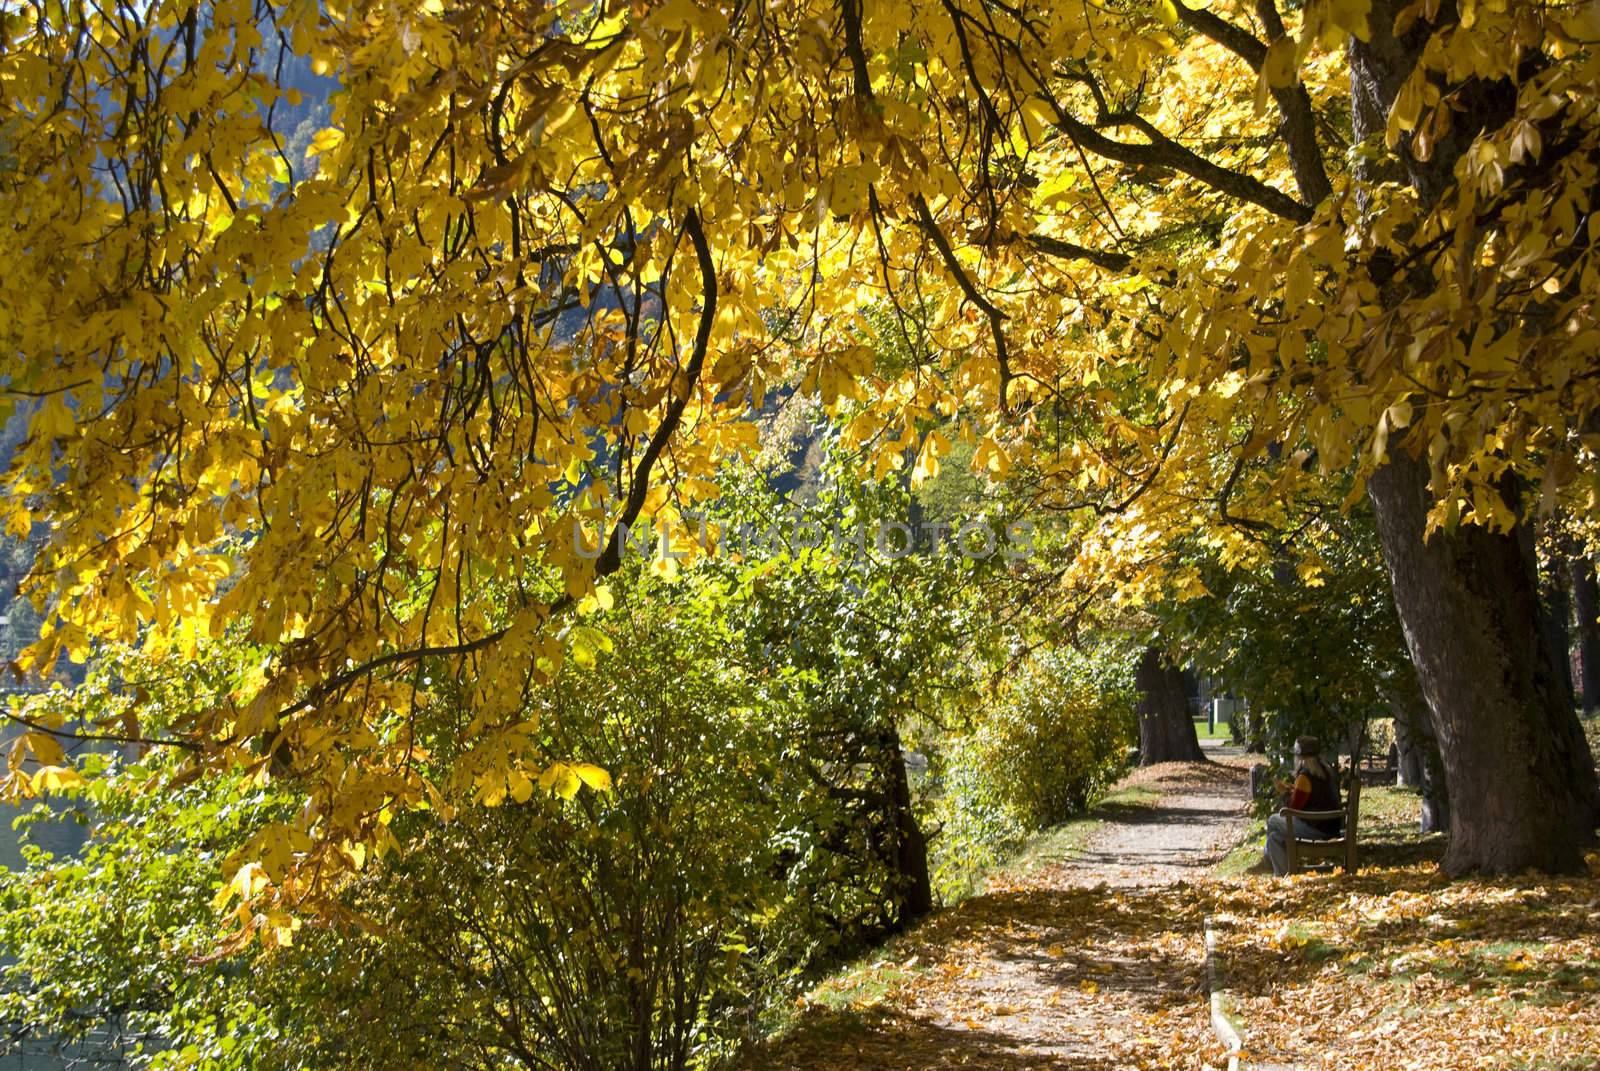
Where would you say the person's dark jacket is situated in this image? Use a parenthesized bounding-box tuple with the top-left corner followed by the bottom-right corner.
(1286, 761, 1342, 836)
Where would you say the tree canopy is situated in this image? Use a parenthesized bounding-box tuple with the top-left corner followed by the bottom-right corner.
(3, 0, 1599, 940)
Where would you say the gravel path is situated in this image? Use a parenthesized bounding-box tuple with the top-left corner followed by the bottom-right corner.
(1065, 754, 1253, 888)
(749, 755, 1256, 1070)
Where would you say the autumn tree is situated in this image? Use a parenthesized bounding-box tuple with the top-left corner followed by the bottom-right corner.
(812, 0, 1600, 873)
(4, 0, 1599, 918)
(1, 0, 797, 928)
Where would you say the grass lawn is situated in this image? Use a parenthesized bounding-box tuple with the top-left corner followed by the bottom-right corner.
(996, 782, 1162, 878)
(1193, 718, 1233, 741)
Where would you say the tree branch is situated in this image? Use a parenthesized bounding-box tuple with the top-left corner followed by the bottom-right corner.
(1047, 94, 1314, 223)
(595, 208, 717, 574)
(1172, 0, 1333, 205)
(274, 209, 721, 728)
(1218, 450, 1278, 534)
(1025, 233, 1133, 272)
(910, 194, 1015, 410)
(3, 709, 203, 752)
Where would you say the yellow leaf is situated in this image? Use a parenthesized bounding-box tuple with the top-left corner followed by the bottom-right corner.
(572, 762, 612, 793)
(21, 731, 65, 767)
(31, 765, 85, 792)
(542, 763, 582, 800)
(1327, 0, 1372, 42)
(564, 453, 586, 485)
(1261, 37, 1298, 89)
(306, 127, 345, 158)
(214, 861, 270, 910)
(551, 773, 580, 801)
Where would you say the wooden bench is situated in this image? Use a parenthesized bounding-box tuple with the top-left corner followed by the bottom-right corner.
(1357, 747, 1393, 774)
(1280, 771, 1361, 874)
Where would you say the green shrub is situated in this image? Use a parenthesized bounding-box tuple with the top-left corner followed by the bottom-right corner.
(256, 599, 828, 1071)
(931, 648, 1135, 897)
(0, 599, 837, 1071)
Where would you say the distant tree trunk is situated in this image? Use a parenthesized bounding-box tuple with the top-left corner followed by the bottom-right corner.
(1136, 646, 1205, 765)
(1534, 533, 1575, 709)
(1572, 555, 1600, 716)
(1368, 451, 1595, 873)
(1243, 706, 1267, 754)
(1393, 714, 1425, 788)
(1388, 685, 1450, 834)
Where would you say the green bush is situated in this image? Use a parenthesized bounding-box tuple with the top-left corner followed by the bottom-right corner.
(931, 648, 1135, 897)
(0, 599, 833, 1071)
(252, 597, 832, 1071)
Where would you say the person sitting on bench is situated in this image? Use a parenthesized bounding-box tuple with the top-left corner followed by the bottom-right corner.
(1262, 735, 1342, 877)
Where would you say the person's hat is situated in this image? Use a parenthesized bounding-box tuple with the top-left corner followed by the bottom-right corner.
(1293, 735, 1321, 757)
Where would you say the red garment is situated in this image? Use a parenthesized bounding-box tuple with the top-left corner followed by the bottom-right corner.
(1288, 772, 1313, 811)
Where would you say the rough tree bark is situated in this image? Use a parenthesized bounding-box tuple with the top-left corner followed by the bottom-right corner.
(1572, 555, 1600, 716)
(884, 725, 933, 927)
(1355, 2, 1597, 873)
(1368, 452, 1594, 872)
(1136, 646, 1205, 765)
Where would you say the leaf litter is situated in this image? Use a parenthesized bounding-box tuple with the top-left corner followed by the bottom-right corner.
(745, 758, 1600, 1070)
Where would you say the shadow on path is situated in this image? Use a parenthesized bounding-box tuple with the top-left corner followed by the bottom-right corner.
(745, 760, 1253, 1070)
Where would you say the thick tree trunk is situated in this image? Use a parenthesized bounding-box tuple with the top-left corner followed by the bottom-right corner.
(1367, 451, 1595, 873)
(1572, 555, 1600, 716)
(884, 726, 932, 927)
(1136, 646, 1205, 765)
(1353, 2, 1596, 873)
